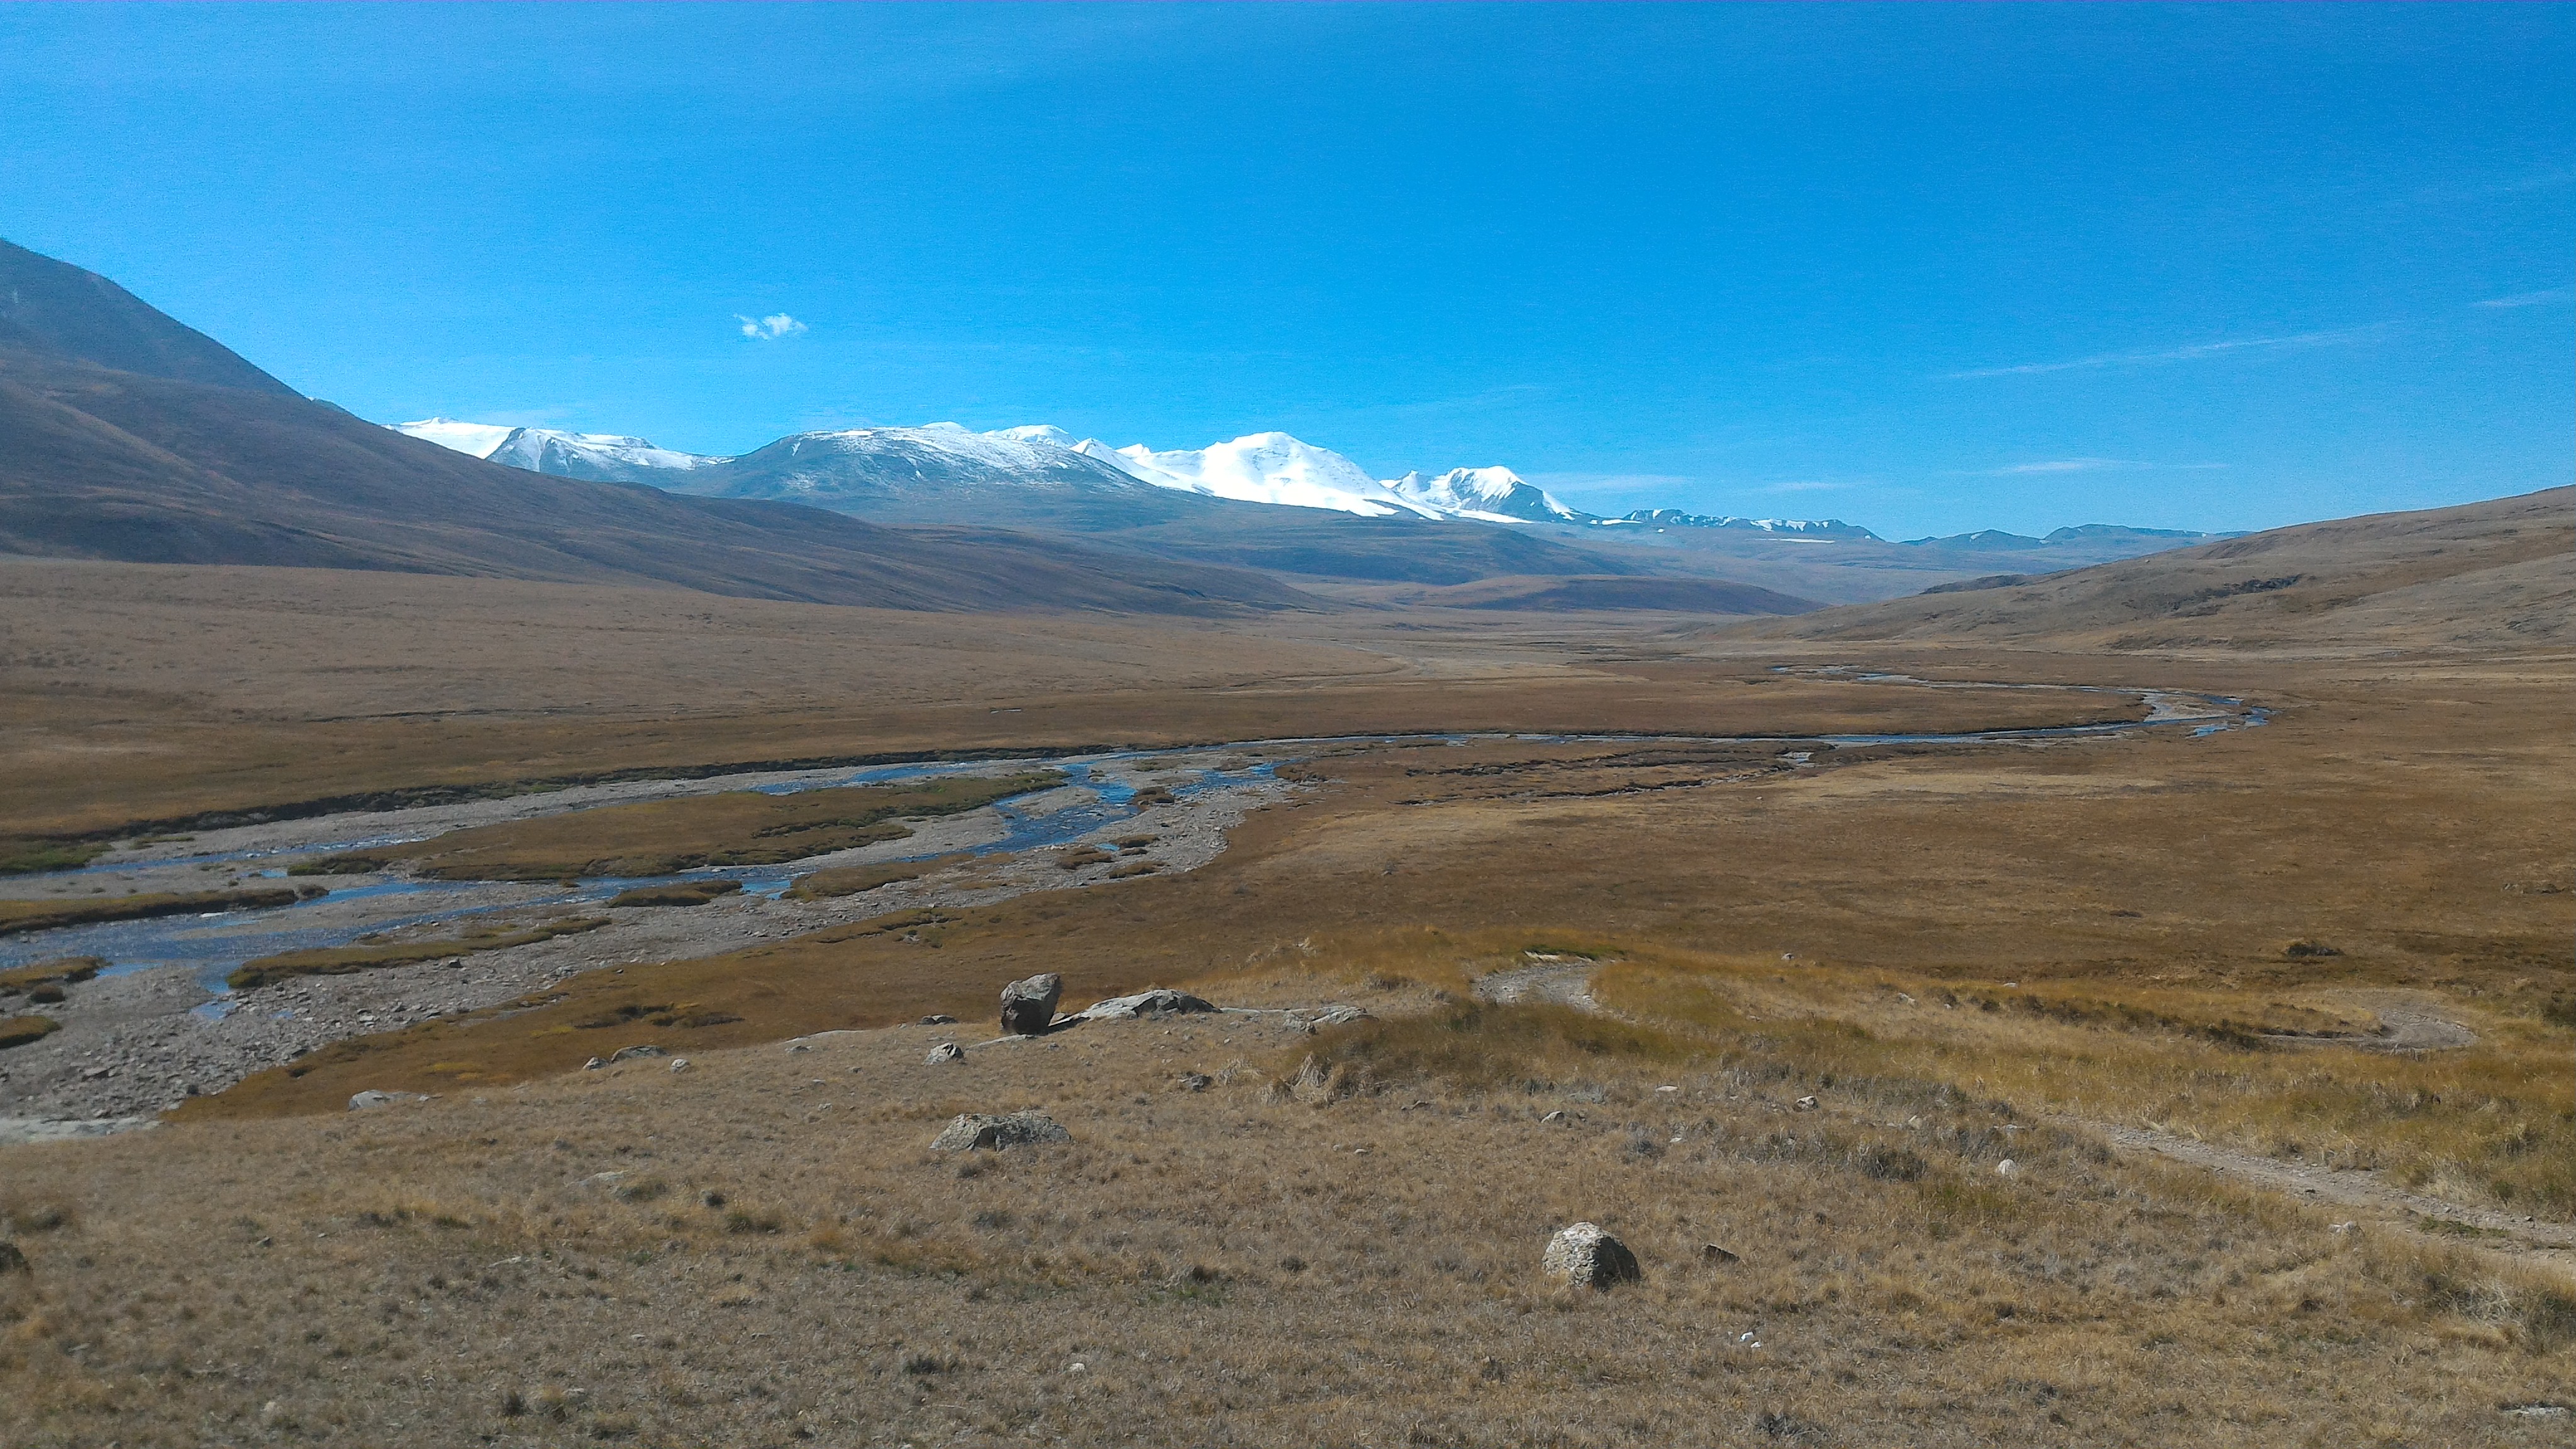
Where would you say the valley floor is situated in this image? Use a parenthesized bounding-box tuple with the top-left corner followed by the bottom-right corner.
(2, 564, 2571, 1446)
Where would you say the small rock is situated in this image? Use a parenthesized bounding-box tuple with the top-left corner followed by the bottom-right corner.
(583, 1057, 606, 1070)
(347, 1090, 428, 1111)
(1996, 1158, 2017, 1176)
(1655, 1085, 1678, 1094)
(919, 1014, 958, 1026)
(1172, 1072, 1212, 1092)
(786, 1043, 811, 1053)
(931, 1110, 1071, 1152)
(1542, 1222, 1641, 1289)
(1699, 1243, 1741, 1265)
(667, 1058, 691, 1074)
(2329, 1221, 2356, 1233)
(0, 1241, 27, 1275)
(925, 1043, 966, 1065)
(999, 974, 1063, 1035)
(1541, 1110, 1566, 1123)
(608, 1044, 665, 1063)
(1314, 1004, 1372, 1026)
(1794, 1095, 1818, 1111)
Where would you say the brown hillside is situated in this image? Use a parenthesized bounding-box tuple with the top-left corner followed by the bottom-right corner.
(1733, 485, 2572, 651)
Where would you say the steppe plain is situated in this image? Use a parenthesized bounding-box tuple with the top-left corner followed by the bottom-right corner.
(2, 545, 2572, 1448)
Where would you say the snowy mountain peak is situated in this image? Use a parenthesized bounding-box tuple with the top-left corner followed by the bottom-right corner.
(1388, 466, 1583, 524)
(1102, 432, 1440, 518)
(393, 418, 720, 482)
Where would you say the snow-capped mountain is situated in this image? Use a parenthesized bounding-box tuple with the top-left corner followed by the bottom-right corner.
(386, 414, 1868, 538)
(1598, 508, 1883, 541)
(1388, 467, 1582, 524)
(1097, 432, 1441, 518)
(392, 418, 720, 483)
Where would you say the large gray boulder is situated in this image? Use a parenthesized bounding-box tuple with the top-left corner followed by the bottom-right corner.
(1076, 988, 1216, 1021)
(1542, 1222, 1641, 1288)
(930, 1111, 1071, 1152)
(999, 973, 1063, 1035)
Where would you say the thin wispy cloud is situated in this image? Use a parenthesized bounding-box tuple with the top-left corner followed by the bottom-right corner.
(1944, 326, 2376, 380)
(1967, 458, 2228, 477)
(2477, 286, 2573, 309)
(736, 313, 808, 340)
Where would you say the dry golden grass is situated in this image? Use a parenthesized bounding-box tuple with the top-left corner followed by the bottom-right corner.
(6, 995, 2573, 1449)
(6, 560, 2572, 1444)
(781, 855, 971, 901)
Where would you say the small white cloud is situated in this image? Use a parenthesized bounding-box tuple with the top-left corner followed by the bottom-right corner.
(2477, 286, 2573, 309)
(736, 313, 808, 340)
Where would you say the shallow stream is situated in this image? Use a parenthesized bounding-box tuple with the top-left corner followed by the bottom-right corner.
(1, 682, 2262, 1007)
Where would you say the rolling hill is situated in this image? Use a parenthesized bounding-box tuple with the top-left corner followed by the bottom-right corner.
(1732, 485, 2573, 651)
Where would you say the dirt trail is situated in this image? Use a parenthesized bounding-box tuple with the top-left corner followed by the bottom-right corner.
(1526, 963, 2572, 1259)
(2060, 1117, 2576, 1255)
(2265, 997, 2479, 1053)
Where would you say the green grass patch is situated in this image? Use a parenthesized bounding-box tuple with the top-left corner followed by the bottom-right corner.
(606, 880, 742, 909)
(227, 916, 611, 990)
(0, 1014, 62, 1050)
(0, 839, 111, 875)
(297, 770, 1064, 881)
(0, 957, 104, 997)
(0, 886, 319, 939)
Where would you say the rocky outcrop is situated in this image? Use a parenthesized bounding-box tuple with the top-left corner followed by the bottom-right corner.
(999, 974, 1063, 1035)
(930, 1110, 1070, 1152)
(925, 1042, 966, 1065)
(1076, 988, 1215, 1021)
(1543, 1222, 1640, 1288)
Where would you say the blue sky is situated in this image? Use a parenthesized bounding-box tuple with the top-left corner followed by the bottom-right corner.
(3, 3, 2567, 538)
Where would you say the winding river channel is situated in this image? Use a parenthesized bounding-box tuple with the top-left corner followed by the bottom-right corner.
(0, 679, 2263, 1131)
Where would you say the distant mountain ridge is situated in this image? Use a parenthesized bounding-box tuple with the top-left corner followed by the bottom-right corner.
(0, 239, 1320, 616)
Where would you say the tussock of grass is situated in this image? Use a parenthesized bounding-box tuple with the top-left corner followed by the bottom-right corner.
(0, 1014, 62, 1050)
(604, 879, 741, 909)
(0, 886, 317, 938)
(226, 916, 611, 989)
(300, 769, 1064, 881)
